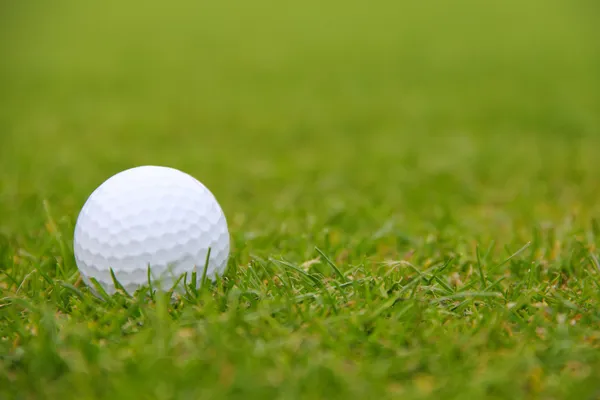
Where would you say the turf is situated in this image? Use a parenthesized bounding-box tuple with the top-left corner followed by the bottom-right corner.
(1, 0, 600, 398)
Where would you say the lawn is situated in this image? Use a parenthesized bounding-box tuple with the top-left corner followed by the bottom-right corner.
(1, 0, 600, 398)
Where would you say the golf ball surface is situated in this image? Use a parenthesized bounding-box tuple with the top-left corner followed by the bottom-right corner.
(73, 166, 230, 295)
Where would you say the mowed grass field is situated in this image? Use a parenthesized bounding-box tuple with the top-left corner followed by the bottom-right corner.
(1, 0, 600, 398)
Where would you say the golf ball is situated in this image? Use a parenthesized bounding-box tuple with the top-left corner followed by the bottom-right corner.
(73, 165, 230, 295)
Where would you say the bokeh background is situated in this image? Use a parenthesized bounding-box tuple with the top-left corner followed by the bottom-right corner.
(1, 0, 599, 257)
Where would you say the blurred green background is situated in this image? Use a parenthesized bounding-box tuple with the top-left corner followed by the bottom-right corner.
(1, 0, 599, 251)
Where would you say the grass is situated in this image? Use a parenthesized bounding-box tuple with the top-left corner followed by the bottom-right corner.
(1, 0, 600, 398)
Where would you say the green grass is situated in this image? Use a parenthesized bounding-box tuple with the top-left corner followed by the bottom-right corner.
(1, 0, 600, 398)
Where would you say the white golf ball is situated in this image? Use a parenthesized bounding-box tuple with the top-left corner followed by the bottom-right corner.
(73, 165, 230, 295)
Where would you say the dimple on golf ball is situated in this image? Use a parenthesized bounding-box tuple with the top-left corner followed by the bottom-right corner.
(73, 165, 230, 295)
